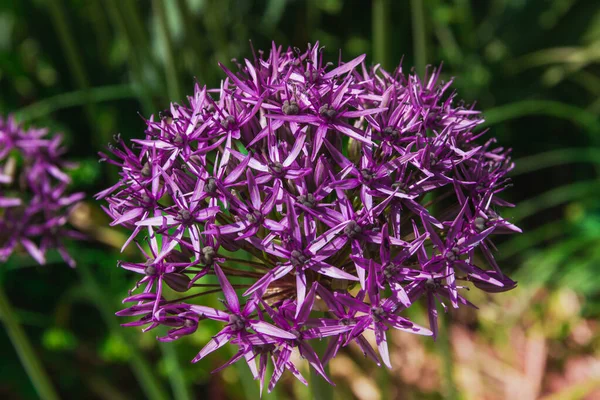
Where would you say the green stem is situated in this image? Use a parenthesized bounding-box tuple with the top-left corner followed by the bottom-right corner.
(45, 0, 91, 93)
(103, 0, 156, 114)
(309, 315, 333, 400)
(410, 0, 427, 75)
(160, 342, 193, 400)
(372, 0, 391, 70)
(0, 283, 60, 400)
(77, 263, 169, 400)
(438, 313, 458, 400)
(154, 0, 182, 102)
(176, 0, 207, 83)
(45, 0, 106, 141)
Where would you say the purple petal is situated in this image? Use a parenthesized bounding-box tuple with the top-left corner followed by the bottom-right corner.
(375, 328, 392, 369)
(250, 320, 297, 340)
(192, 331, 230, 362)
(213, 264, 240, 312)
(323, 53, 365, 79)
(311, 262, 359, 281)
(189, 305, 230, 322)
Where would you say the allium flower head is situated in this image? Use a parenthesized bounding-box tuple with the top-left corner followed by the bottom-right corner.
(0, 115, 84, 266)
(100, 42, 520, 392)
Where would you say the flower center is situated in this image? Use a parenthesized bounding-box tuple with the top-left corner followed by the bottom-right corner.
(383, 263, 396, 279)
(424, 278, 441, 291)
(282, 100, 300, 115)
(445, 246, 460, 262)
(474, 217, 486, 232)
(360, 168, 375, 182)
(270, 162, 284, 175)
(383, 126, 399, 138)
(391, 182, 407, 194)
(318, 104, 337, 120)
(222, 115, 236, 130)
(140, 192, 151, 204)
(206, 178, 218, 193)
(429, 152, 438, 167)
(290, 250, 309, 268)
(305, 69, 319, 81)
(177, 209, 193, 224)
(371, 306, 385, 322)
(246, 210, 262, 224)
(141, 162, 152, 178)
(184, 319, 196, 328)
(297, 193, 316, 208)
(228, 314, 246, 331)
(255, 344, 275, 354)
(201, 246, 216, 265)
(344, 221, 362, 239)
(144, 259, 158, 276)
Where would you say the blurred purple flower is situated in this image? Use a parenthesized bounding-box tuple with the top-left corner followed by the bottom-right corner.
(99, 42, 520, 392)
(0, 115, 83, 266)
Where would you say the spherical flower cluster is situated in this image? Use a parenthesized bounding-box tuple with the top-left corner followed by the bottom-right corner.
(0, 115, 84, 267)
(99, 42, 520, 393)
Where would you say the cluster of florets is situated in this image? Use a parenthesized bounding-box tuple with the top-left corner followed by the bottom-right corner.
(0, 115, 84, 266)
(98, 42, 520, 393)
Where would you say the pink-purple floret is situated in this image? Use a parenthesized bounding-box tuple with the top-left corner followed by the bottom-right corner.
(0, 115, 84, 267)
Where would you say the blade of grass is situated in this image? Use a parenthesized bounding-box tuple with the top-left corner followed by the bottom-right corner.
(453, 0, 476, 48)
(84, 373, 129, 400)
(231, 348, 261, 399)
(496, 220, 566, 261)
(481, 100, 600, 136)
(505, 236, 596, 325)
(262, 0, 287, 32)
(120, 0, 154, 59)
(45, 0, 91, 95)
(429, 0, 462, 66)
(512, 148, 600, 176)
(309, 313, 333, 400)
(507, 180, 600, 223)
(77, 262, 170, 400)
(410, 0, 427, 74)
(45, 0, 108, 142)
(372, 0, 391, 70)
(154, 0, 182, 102)
(102, 0, 156, 114)
(0, 307, 53, 327)
(160, 342, 193, 400)
(14, 84, 136, 122)
(539, 378, 600, 400)
(0, 283, 60, 400)
(438, 313, 458, 400)
(176, 0, 207, 83)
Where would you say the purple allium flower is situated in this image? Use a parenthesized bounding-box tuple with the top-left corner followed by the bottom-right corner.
(0, 115, 84, 266)
(99, 42, 520, 392)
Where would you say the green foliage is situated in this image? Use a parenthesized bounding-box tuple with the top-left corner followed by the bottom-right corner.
(1, 0, 599, 399)
(100, 334, 132, 363)
(42, 327, 78, 352)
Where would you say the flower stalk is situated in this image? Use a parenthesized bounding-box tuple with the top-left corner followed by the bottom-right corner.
(0, 282, 60, 400)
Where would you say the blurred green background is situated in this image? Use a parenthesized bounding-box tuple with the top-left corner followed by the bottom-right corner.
(1, 0, 599, 399)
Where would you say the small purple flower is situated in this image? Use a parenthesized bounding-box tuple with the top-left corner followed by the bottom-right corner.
(100, 42, 520, 391)
(1, 115, 83, 266)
